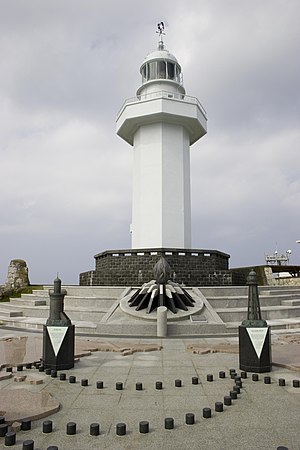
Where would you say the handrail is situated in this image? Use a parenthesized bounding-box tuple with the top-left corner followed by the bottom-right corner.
(117, 90, 207, 120)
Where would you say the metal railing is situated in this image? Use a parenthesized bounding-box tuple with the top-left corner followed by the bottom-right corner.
(117, 90, 207, 120)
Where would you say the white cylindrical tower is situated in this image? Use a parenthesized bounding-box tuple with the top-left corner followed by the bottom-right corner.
(116, 33, 207, 249)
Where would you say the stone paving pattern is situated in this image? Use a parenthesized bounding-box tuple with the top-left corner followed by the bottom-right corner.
(0, 330, 299, 449)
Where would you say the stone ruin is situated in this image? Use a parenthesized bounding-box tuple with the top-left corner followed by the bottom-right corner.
(1, 260, 30, 298)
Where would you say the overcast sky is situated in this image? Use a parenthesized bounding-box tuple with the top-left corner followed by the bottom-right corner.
(1, 0, 300, 285)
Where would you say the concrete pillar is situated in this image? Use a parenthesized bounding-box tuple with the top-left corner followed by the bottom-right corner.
(157, 306, 167, 337)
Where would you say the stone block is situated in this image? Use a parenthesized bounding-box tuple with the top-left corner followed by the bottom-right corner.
(10, 421, 22, 432)
(14, 375, 26, 382)
(26, 377, 44, 385)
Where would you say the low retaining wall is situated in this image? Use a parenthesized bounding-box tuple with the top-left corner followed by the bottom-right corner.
(230, 265, 300, 286)
(80, 247, 231, 287)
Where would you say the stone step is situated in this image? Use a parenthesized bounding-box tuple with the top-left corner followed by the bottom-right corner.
(216, 305, 300, 322)
(9, 297, 47, 307)
(10, 295, 118, 309)
(206, 293, 300, 308)
(0, 314, 231, 337)
(201, 286, 300, 297)
(0, 315, 97, 333)
(261, 287, 300, 295)
(3, 303, 115, 322)
(0, 308, 23, 317)
(44, 286, 126, 298)
(281, 299, 300, 306)
(226, 317, 300, 331)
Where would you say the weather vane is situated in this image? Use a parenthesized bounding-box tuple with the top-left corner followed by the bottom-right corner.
(156, 22, 165, 49)
(156, 21, 165, 37)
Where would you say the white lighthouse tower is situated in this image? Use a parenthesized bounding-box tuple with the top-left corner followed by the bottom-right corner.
(117, 24, 207, 249)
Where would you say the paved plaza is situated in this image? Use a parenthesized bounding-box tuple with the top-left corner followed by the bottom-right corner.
(0, 328, 299, 450)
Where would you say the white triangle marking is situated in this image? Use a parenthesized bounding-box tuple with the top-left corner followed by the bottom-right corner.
(47, 327, 68, 356)
(246, 327, 268, 359)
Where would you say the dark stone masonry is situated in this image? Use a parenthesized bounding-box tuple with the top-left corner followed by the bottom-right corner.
(79, 248, 231, 286)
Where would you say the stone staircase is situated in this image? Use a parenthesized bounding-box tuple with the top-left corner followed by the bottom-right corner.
(0, 286, 128, 334)
(200, 286, 300, 331)
(0, 285, 300, 336)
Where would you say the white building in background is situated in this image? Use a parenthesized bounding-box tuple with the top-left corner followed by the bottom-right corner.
(117, 29, 207, 249)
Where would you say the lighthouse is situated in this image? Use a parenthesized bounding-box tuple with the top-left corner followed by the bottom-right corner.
(117, 25, 207, 249)
(81, 25, 230, 288)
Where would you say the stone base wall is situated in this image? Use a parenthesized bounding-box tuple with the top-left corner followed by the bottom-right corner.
(80, 248, 231, 287)
(230, 265, 300, 286)
(230, 266, 268, 286)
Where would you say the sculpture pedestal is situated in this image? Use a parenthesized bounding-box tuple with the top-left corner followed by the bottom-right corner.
(239, 326, 272, 373)
(43, 325, 75, 370)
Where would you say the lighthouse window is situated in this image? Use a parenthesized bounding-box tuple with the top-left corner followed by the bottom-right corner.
(148, 61, 157, 80)
(175, 65, 179, 82)
(157, 61, 166, 79)
(142, 65, 147, 82)
(167, 62, 175, 80)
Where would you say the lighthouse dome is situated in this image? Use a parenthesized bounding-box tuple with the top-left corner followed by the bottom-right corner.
(137, 41, 185, 96)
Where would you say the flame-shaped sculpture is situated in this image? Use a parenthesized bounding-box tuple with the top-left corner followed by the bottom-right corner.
(128, 257, 195, 314)
(153, 257, 171, 284)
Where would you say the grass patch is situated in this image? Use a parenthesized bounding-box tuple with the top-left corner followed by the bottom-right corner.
(0, 285, 43, 302)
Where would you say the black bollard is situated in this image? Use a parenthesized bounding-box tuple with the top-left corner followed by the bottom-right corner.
(47, 447, 59, 450)
(0, 416, 5, 424)
(185, 413, 195, 425)
(164, 417, 174, 429)
(43, 420, 53, 433)
(203, 407, 211, 418)
(252, 374, 259, 382)
(175, 379, 182, 387)
(51, 370, 57, 378)
(224, 396, 232, 406)
(96, 381, 104, 389)
(25, 363, 32, 369)
(207, 374, 213, 382)
(116, 382, 123, 390)
(69, 376, 76, 384)
(21, 419, 32, 431)
(192, 376, 199, 385)
(156, 381, 163, 390)
(139, 421, 149, 433)
(293, 380, 300, 388)
(60, 373, 66, 381)
(215, 402, 223, 412)
(241, 371, 247, 379)
(81, 379, 88, 387)
(278, 378, 285, 386)
(219, 371, 226, 379)
(17, 365, 23, 372)
(45, 368, 52, 375)
(5, 431, 16, 446)
(90, 423, 100, 436)
(136, 382, 143, 391)
(23, 440, 34, 450)
(277, 447, 289, 450)
(0, 424, 8, 437)
(233, 385, 241, 394)
(38, 365, 45, 372)
(116, 423, 126, 436)
(264, 376, 271, 384)
(230, 390, 238, 400)
(6, 367, 13, 372)
(235, 380, 243, 388)
(66, 422, 76, 435)
(229, 368, 236, 375)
